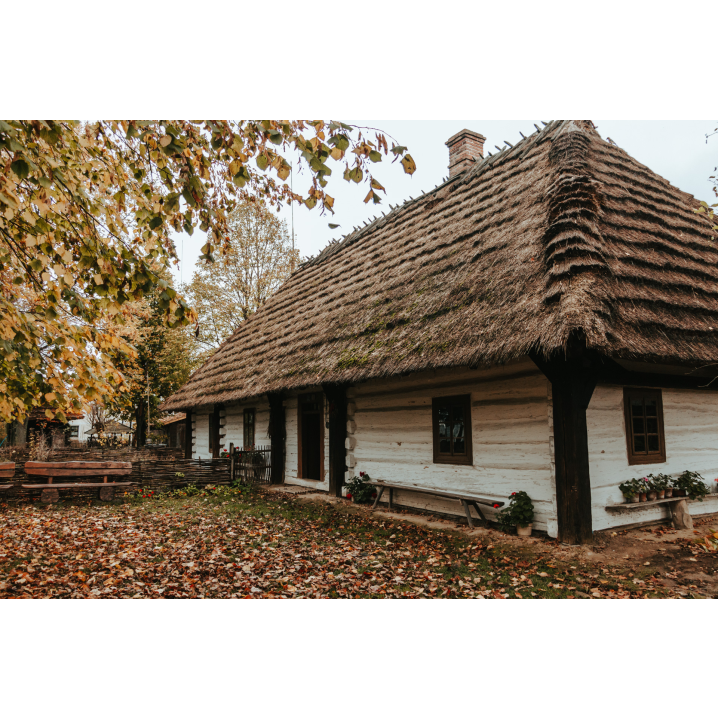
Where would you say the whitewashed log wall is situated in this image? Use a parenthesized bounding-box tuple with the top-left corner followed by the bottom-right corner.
(191, 400, 270, 460)
(345, 360, 559, 536)
(588, 385, 718, 530)
(284, 391, 330, 491)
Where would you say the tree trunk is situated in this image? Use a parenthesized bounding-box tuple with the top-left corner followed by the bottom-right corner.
(134, 407, 146, 448)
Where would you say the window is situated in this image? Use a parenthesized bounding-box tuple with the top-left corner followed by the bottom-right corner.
(243, 409, 256, 449)
(624, 389, 666, 465)
(432, 395, 473, 465)
(68, 426, 79, 438)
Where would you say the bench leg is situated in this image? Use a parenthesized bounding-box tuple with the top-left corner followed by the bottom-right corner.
(461, 500, 475, 529)
(99, 486, 115, 502)
(472, 501, 487, 526)
(389, 488, 393, 511)
(41, 489, 59, 504)
(671, 499, 693, 530)
(372, 486, 385, 510)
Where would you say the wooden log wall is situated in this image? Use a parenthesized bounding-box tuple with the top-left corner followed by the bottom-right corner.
(588, 385, 718, 531)
(0, 458, 231, 505)
(346, 360, 558, 535)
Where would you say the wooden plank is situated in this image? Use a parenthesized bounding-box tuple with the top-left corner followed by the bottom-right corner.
(0, 471, 15, 479)
(23, 468, 132, 477)
(0, 484, 14, 491)
(606, 495, 718, 511)
(368, 481, 505, 507)
(25, 461, 132, 469)
(461, 500, 475, 529)
(22, 482, 134, 489)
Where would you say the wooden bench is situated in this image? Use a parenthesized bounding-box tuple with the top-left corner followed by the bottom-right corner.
(23, 461, 133, 503)
(369, 481, 505, 529)
(0, 462, 15, 492)
(605, 495, 718, 530)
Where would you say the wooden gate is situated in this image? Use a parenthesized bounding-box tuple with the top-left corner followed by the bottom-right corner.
(232, 446, 272, 485)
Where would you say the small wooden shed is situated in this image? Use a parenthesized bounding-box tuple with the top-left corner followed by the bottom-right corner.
(162, 120, 718, 544)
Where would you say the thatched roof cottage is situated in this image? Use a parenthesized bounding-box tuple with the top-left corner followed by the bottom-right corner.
(163, 120, 718, 544)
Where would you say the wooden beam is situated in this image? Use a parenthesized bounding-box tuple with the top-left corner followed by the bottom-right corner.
(324, 384, 348, 498)
(184, 410, 193, 459)
(268, 393, 285, 485)
(532, 337, 596, 546)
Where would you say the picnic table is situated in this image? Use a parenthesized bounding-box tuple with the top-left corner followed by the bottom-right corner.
(23, 461, 133, 503)
(369, 481, 505, 529)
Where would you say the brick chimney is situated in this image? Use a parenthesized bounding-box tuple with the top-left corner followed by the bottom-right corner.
(446, 129, 486, 177)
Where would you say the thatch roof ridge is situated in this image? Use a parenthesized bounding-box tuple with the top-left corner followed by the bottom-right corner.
(162, 120, 718, 411)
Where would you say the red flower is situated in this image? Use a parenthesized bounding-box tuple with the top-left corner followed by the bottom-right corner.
(360, 472, 365, 478)
(493, 504, 500, 509)
(511, 492, 516, 496)
(347, 493, 353, 500)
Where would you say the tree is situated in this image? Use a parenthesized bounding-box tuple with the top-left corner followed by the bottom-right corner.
(0, 120, 414, 424)
(186, 202, 299, 353)
(109, 272, 198, 446)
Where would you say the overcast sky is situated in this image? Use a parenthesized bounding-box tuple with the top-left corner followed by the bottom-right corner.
(169, 120, 717, 287)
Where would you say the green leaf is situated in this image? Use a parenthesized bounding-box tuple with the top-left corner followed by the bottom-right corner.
(401, 154, 416, 175)
(328, 223, 340, 229)
(10, 159, 30, 179)
(257, 154, 269, 171)
(369, 151, 382, 163)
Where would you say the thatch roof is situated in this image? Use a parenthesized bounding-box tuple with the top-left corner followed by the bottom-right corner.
(86, 421, 131, 435)
(162, 120, 718, 412)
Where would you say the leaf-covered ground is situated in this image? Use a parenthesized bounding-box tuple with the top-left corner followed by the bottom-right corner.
(0, 485, 714, 599)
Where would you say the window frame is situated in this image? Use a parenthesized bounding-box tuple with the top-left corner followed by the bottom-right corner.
(432, 394, 473, 466)
(243, 408, 256, 449)
(623, 388, 666, 466)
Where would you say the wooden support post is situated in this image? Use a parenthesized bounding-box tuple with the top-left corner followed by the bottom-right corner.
(372, 486, 385, 510)
(461, 500, 475, 529)
(229, 443, 234, 484)
(324, 384, 348, 498)
(268, 394, 285, 485)
(184, 410, 193, 459)
(532, 337, 597, 546)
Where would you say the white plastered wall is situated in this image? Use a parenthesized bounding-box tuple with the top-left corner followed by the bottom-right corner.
(588, 385, 718, 530)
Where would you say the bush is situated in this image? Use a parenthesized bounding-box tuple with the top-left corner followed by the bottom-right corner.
(497, 491, 534, 531)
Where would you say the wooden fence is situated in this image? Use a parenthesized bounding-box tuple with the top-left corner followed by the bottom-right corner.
(232, 446, 272, 485)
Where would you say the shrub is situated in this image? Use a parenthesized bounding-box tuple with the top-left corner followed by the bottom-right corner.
(497, 491, 534, 530)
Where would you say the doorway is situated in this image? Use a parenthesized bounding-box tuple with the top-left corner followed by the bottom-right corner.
(299, 394, 323, 481)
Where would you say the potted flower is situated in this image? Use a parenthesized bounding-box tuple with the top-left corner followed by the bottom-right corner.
(634, 477, 649, 502)
(674, 471, 709, 501)
(344, 473, 377, 505)
(497, 491, 535, 537)
(651, 473, 671, 499)
(619, 480, 639, 504)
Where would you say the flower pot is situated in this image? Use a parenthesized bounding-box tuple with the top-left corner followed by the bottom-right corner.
(665, 488, 673, 498)
(516, 524, 533, 538)
(639, 493, 647, 503)
(675, 489, 686, 498)
(657, 490, 665, 500)
(630, 495, 640, 503)
(648, 491, 658, 501)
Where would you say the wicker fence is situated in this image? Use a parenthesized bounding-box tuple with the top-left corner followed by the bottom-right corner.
(0, 443, 279, 505)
